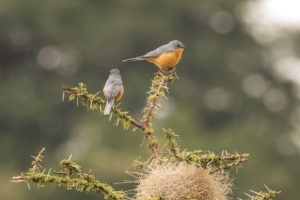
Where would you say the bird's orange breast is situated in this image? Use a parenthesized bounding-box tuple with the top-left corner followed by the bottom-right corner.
(103, 87, 124, 101)
(115, 88, 124, 101)
(146, 48, 183, 68)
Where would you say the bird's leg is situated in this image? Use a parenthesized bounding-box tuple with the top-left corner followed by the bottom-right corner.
(160, 68, 169, 75)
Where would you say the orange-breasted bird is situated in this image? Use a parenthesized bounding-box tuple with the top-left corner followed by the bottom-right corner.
(103, 69, 124, 115)
(122, 40, 185, 69)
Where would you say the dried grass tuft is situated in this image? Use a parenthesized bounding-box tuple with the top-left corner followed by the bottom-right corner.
(136, 163, 232, 200)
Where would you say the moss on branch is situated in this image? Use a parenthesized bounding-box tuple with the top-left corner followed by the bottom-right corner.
(11, 68, 281, 200)
(242, 186, 281, 200)
(163, 128, 180, 159)
(176, 150, 249, 172)
(163, 128, 249, 172)
(11, 148, 125, 200)
(62, 83, 142, 131)
(62, 70, 177, 160)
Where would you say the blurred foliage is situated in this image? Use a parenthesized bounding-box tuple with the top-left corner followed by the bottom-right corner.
(1, 0, 299, 199)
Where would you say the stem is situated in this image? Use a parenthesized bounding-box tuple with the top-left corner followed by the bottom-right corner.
(62, 70, 175, 160)
(143, 75, 168, 126)
(62, 85, 144, 129)
(141, 72, 170, 159)
(145, 133, 160, 159)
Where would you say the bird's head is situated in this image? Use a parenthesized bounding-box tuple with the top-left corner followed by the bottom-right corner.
(169, 40, 186, 49)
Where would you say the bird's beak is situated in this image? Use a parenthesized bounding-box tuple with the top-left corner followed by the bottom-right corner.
(182, 45, 186, 48)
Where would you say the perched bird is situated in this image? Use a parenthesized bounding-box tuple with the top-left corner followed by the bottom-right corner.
(103, 69, 124, 115)
(122, 40, 185, 69)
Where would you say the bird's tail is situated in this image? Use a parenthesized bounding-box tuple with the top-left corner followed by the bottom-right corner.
(104, 99, 115, 115)
(122, 57, 144, 62)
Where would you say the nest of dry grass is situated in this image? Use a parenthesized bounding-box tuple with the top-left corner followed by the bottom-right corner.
(136, 163, 232, 200)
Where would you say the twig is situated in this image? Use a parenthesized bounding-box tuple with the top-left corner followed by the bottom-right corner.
(62, 85, 144, 129)
(143, 72, 169, 126)
(163, 128, 180, 159)
(62, 70, 176, 160)
(31, 147, 45, 172)
(141, 70, 176, 159)
(61, 69, 176, 160)
(12, 149, 126, 200)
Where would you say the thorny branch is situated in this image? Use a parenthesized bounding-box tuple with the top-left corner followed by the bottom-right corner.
(31, 147, 45, 172)
(11, 68, 281, 200)
(141, 71, 174, 159)
(143, 72, 170, 126)
(62, 85, 144, 129)
(179, 150, 249, 173)
(11, 149, 126, 200)
(62, 70, 176, 160)
(163, 128, 180, 159)
(241, 185, 281, 200)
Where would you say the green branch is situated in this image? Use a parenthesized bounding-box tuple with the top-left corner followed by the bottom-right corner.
(163, 128, 249, 172)
(242, 185, 281, 200)
(141, 69, 177, 159)
(11, 68, 281, 200)
(62, 70, 177, 159)
(169, 149, 249, 172)
(163, 128, 180, 159)
(62, 83, 143, 131)
(11, 148, 125, 200)
(142, 70, 176, 126)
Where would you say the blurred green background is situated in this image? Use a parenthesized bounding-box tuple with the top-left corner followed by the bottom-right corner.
(1, 0, 299, 199)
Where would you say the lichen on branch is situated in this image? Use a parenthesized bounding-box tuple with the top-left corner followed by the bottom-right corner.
(163, 128, 249, 172)
(11, 68, 281, 200)
(242, 185, 281, 200)
(142, 70, 177, 126)
(163, 128, 180, 159)
(62, 83, 142, 131)
(62, 69, 177, 159)
(11, 148, 125, 200)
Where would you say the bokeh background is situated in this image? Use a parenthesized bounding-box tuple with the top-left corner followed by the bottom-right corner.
(1, 0, 300, 199)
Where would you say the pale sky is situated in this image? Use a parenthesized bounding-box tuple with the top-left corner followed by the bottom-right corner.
(244, 0, 300, 87)
(258, 0, 300, 28)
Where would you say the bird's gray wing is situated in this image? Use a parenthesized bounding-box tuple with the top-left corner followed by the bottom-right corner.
(141, 44, 175, 58)
(104, 79, 123, 99)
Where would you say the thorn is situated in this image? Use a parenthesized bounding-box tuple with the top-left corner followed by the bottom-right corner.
(90, 100, 93, 109)
(244, 193, 252, 198)
(47, 168, 52, 175)
(26, 182, 31, 190)
(76, 96, 79, 107)
(109, 112, 113, 121)
(250, 190, 263, 196)
(264, 184, 271, 191)
(62, 91, 65, 102)
(99, 105, 102, 112)
(94, 91, 101, 96)
(207, 160, 212, 166)
(68, 154, 73, 160)
(42, 168, 46, 174)
(116, 118, 120, 126)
